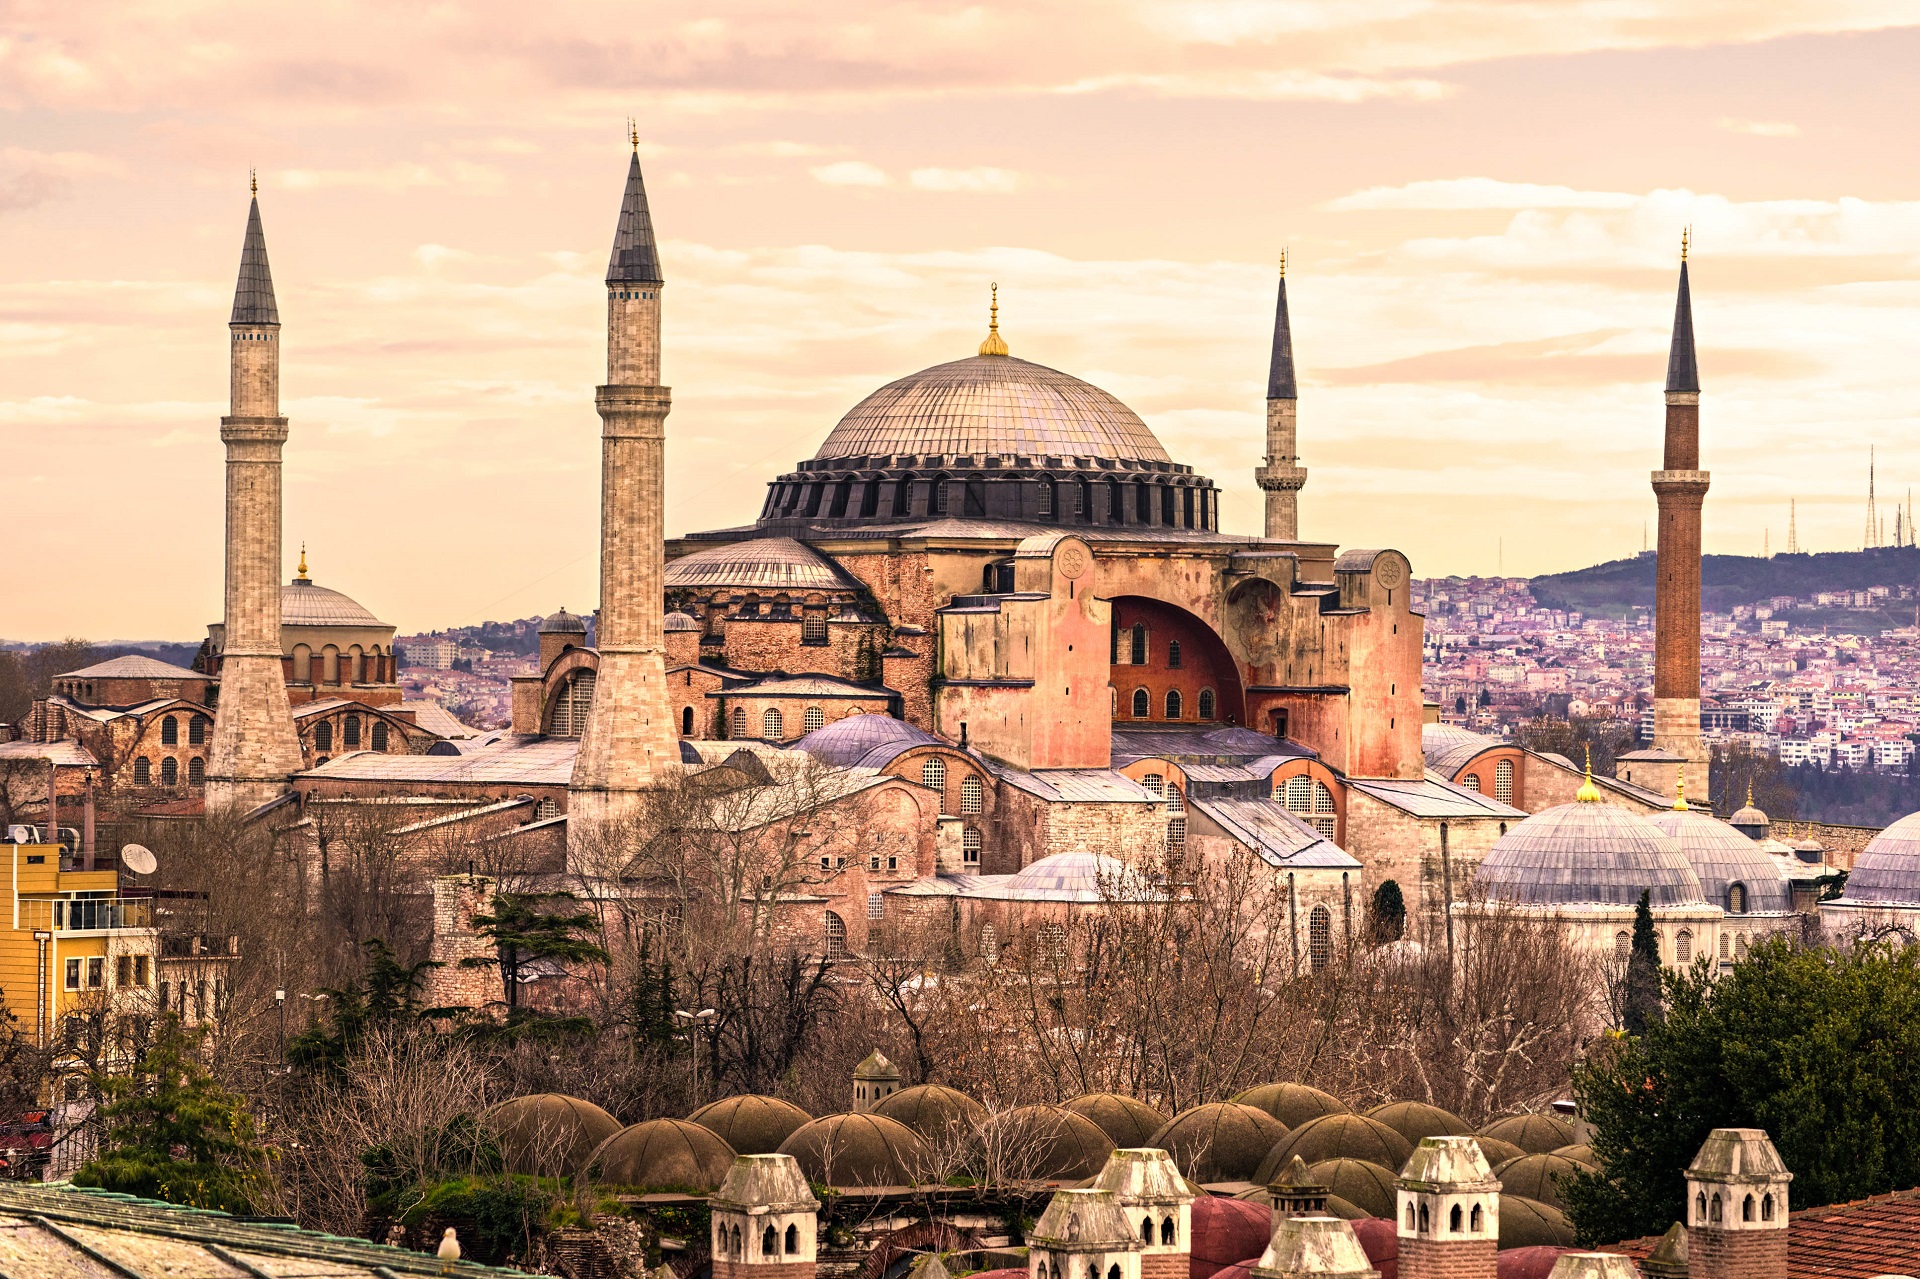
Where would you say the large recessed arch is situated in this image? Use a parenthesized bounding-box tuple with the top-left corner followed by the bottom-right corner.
(1107, 595, 1246, 726)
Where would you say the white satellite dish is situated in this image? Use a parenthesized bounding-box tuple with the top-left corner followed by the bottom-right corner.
(120, 844, 157, 875)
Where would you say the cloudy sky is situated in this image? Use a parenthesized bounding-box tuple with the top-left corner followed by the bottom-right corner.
(6, 2, 1920, 640)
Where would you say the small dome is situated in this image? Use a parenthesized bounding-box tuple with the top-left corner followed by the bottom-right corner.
(1498, 1197, 1575, 1250)
(483, 1094, 621, 1176)
(1363, 1100, 1471, 1146)
(1063, 1093, 1167, 1148)
(1550, 1143, 1598, 1169)
(1005, 850, 1158, 903)
(777, 1113, 930, 1186)
(1423, 723, 1502, 775)
(1479, 1113, 1574, 1156)
(793, 713, 942, 769)
(1149, 1102, 1287, 1183)
(1474, 802, 1706, 908)
(541, 608, 589, 634)
(1189, 1195, 1272, 1279)
(664, 610, 702, 632)
(1305, 1157, 1399, 1219)
(1834, 810, 1920, 905)
(854, 1049, 902, 1080)
(1729, 803, 1769, 829)
(874, 1084, 986, 1141)
(282, 580, 385, 627)
(687, 1095, 813, 1155)
(1255, 1114, 1412, 1182)
(1647, 808, 1791, 913)
(1233, 1082, 1351, 1129)
(1493, 1153, 1585, 1212)
(667, 537, 858, 591)
(979, 1106, 1115, 1181)
(1473, 1135, 1528, 1167)
(589, 1118, 736, 1191)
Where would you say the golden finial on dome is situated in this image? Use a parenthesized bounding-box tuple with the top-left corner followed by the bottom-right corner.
(295, 542, 310, 583)
(1576, 745, 1602, 803)
(978, 282, 1008, 357)
(1747, 778, 1755, 808)
(1673, 772, 1689, 812)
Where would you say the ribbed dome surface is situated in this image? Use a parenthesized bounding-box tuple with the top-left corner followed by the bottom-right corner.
(687, 1094, 813, 1155)
(811, 355, 1170, 463)
(282, 581, 384, 627)
(1836, 810, 1920, 905)
(1148, 1102, 1287, 1183)
(1233, 1082, 1350, 1130)
(794, 714, 941, 769)
(667, 537, 857, 591)
(1646, 809, 1790, 913)
(589, 1118, 736, 1190)
(483, 1094, 621, 1176)
(541, 609, 589, 634)
(776, 1113, 930, 1186)
(1474, 802, 1706, 907)
(1006, 850, 1156, 903)
(873, 1084, 986, 1141)
(1064, 1093, 1167, 1148)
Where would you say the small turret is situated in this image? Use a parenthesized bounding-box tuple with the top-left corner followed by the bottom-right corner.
(1395, 1136, 1499, 1279)
(1267, 1156, 1332, 1219)
(1029, 1189, 1141, 1279)
(852, 1049, 901, 1112)
(1093, 1149, 1196, 1279)
(709, 1154, 820, 1279)
(1684, 1128, 1790, 1279)
(1250, 1216, 1377, 1279)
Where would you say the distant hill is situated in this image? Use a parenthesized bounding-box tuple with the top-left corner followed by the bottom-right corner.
(1529, 548, 1920, 618)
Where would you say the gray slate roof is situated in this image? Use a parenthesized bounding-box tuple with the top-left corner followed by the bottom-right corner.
(793, 713, 941, 769)
(607, 151, 663, 284)
(1268, 272, 1297, 399)
(1474, 801, 1707, 907)
(1111, 723, 1311, 765)
(303, 734, 577, 785)
(1347, 773, 1527, 820)
(1421, 723, 1501, 775)
(1646, 808, 1792, 914)
(56, 654, 203, 681)
(1666, 259, 1700, 394)
(230, 196, 279, 325)
(1189, 794, 1360, 869)
(1834, 810, 1920, 906)
(667, 536, 858, 591)
(282, 580, 386, 626)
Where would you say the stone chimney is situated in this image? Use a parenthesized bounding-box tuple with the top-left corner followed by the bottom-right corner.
(1250, 1216, 1378, 1279)
(852, 1049, 901, 1113)
(1396, 1136, 1499, 1279)
(1268, 1156, 1333, 1219)
(1093, 1149, 1196, 1279)
(1641, 1223, 1688, 1279)
(709, 1154, 820, 1279)
(1028, 1189, 1141, 1279)
(1684, 1129, 1790, 1279)
(421, 874, 500, 1011)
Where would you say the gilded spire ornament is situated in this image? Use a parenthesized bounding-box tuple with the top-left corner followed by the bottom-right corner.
(249, 167, 257, 196)
(1673, 772, 1689, 812)
(978, 282, 1009, 356)
(296, 542, 309, 582)
(1576, 746, 1603, 803)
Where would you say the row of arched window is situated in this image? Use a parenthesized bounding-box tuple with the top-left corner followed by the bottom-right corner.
(133, 756, 204, 786)
(1125, 688, 1216, 721)
(766, 472, 1217, 531)
(311, 715, 389, 753)
(1114, 623, 1183, 669)
(1277, 774, 1339, 840)
(1405, 1200, 1485, 1234)
(1611, 927, 1752, 963)
(291, 643, 389, 686)
(1695, 1188, 1775, 1225)
(714, 1221, 801, 1259)
(158, 714, 211, 746)
(1459, 758, 1515, 804)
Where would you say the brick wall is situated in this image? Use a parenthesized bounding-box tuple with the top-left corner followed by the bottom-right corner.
(422, 875, 503, 1012)
(1686, 1228, 1787, 1279)
(1398, 1238, 1496, 1279)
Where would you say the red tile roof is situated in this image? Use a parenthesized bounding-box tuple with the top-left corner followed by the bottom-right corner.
(1604, 1187, 1920, 1278)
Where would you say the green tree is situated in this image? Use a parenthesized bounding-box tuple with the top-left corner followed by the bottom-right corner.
(1622, 889, 1661, 1035)
(1368, 880, 1406, 944)
(461, 892, 609, 1012)
(1564, 937, 1920, 1246)
(288, 939, 439, 1076)
(73, 1018, 272, 1212)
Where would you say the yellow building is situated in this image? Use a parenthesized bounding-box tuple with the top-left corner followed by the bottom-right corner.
(1, 839, 158, 1049)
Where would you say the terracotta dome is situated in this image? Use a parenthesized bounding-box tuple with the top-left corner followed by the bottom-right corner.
(1064, 1093, 1167, 1148)
(1496, 1247, 1577, 1279)
(1472, 1136, 1528, 1167)
(1149, 1102, 1288, 1183)
(1550, 1143, 1598, 1168)
(873, 1084, 987, 1142)
(777, 1113, 930, 1187)
(1479, 1114, 1574, 1156)
(483, 1094, 622, 1176)
(1255, 1114, 1412, 1182)
(1493, 1153, 1585, 1212)
(1497, 1197, 1575, 1251)
(1233, 1082, 1350, 1129)
(1364, 1101, 1471, 1146)
(979, 1105, 1114, 1181)
(1306, 1157, 1400, 1219)
(589, 1118, 736, 1191)
(1347, 1217, 1401, 1279)
(687, 1094, 813, 1155)
(1188, 1194, 1272, 1279)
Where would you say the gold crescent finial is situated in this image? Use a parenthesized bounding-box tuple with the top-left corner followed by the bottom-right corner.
(1681, 225, 1691, 262)
(1673, 772, 1689, 812)
(1576, 745, 1602, 803)
(978, 281, 1008, 356)
(296, 542, 309, 582)
(250, 168, 257, 196)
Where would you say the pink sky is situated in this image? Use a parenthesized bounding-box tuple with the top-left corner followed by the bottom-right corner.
(6, 2, 1920, 640)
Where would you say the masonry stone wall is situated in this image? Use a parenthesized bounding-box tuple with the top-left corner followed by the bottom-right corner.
(422, 875, 503, 1011)
(1342, 791, 1506, 922)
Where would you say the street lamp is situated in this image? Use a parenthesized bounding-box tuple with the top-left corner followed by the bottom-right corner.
(672, 1007, 718, 1106)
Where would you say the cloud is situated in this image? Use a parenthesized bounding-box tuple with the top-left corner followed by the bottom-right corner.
(809, 160, 890, 187)
(1718, 117, 1802, 138)
(1328, 179, 1639, 211)
(908, 166, 1020, 193)
(1055, 70, 1453, 101)
(0, 146, 121, 212)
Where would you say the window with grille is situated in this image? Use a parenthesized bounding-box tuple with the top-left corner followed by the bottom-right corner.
(1132, 689, 1150, 718)
(1168, 817, 1186, 849)
(1719, 932, 1731, 959)
(550, 671, 596, 738)
(161, 716, 178, 746)
(1164, 690, 1182, 719)
(344, 715, 361, 747)
(763, 708, 784, 739)
(933, 478, 949, 513)
(1308, 906, 1332, 971)
(1676, 930, 1693, 963)
(133, 757, 150, 785)
(315, 721, 333, 751)
(1130, 624, 1147, 665)
(1198, 688, 1215, 720)
(1167, 641, 1182, 669)
(1039, 479, 1055, 516)
(921, 757, 947, 799)
(188, 757, 205, 784)
(1166, 785, 1185, 814)
(1038, 922, 1069, 963)
(980, 924, 998, 965)
(1494, 759, 1514, 804)
(538, 798, 559, 820)
(804, 706, 825, 733)
(868, 892, 885, 920)
(961, 775, 983, 814)
(824, 911, 848, 958)
(1727, 883, 1747, 913)
(1461, 773, 1481, 792)
(731, 707, 747, 738)
(963, 826, 982, 864)
(803, 613, 827, 642)
(161, 757, 178, 786)
(1283, 775, 1313, 808)
(1313, 782, 1336, 813)
(372, 721, 388, 751)
(188, 716, 207, 745)
(1141, 773, 1164, 798)
(1615, 931, 1632, 960)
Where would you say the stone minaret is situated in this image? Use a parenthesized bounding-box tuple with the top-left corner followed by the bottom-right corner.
(1255, 255, 1306, 540)
(569, 139, 678, 847)
(206, 184, 304, 812)
(1652, 237, 1710, 805)
(1684, 1128, 1790, 1279)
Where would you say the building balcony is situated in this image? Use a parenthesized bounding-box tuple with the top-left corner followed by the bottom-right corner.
(17, 895, 155, 933)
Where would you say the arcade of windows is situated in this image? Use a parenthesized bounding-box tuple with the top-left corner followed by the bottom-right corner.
(763, 470, 1218, 532)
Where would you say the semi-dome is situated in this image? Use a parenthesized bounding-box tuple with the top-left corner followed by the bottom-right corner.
(1422, 723, 1501, 775)
(1063, 1093, 1167, 1148)
(589, 1118, 736, 1190)
(541, 608, 589, 634)
(282, 579, 385, 627)
(1833, 810, 1920, 906)
(812, 355, 1171, 465)
(1001, 850, 1159, 903)
(1474, 800, 1706, 908)
(1149, 1102, 1287, 1183)
(793, 713, 941, 769)
(687, 1094, 813, 1155)
(667, 537, 858, 592)
(1233, 1082, 1350, 1129)
(1646, 808, 1791, 914)
(663, 610, 702, 632)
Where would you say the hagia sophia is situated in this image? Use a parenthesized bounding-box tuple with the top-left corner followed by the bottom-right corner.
(20, 136, 1920, 988)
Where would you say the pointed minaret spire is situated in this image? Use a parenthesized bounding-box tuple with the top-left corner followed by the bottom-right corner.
(230, 187, 280, 326)
(1665, 227, 1698, 394)
(606, 129, 663, 287)
(1255, 250, 1307, 539)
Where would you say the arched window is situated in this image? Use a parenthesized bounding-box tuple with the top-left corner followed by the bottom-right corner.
(1129, 624, 1147, 665)
(188, 757, 205, 784)
(322, 646, 339, 684)
(1283, 775, 1313, 809)
(344, 715, 361, 748)
(1132, 689, 1150, 718)
(763, 708, 784, 739)
(1727, 883, 1747, 913)
(160, 757, 178, 786)
(963, 826, 982, 865)
(1076, 479, 1090, 520)
(786, 1225, 799, 1254)
(1720, 932, 1731, 960)
(1167, 640, 1182, 669)
(932, 475, 950, 514)
(1709, 1194, 1722, 1224)
(133, 757, 150, 786)
(1461, 773, 1482, 792)
(1165, 689, 1182, 719)
(1675, 929, 1693, 963)
(860, 476, 881, 517)
(1313, 782, 1336, 813)
(763, 1226, 778, 1256)
(1449, 1204, 1462, 1232)
(1615, 931, 1632, 960)
(1406, 1204, 1417, 1230)
(1039, 478, 1056, 518)
(1308, 905, 1332, 971)
(549, 670, 597, 738)
(1108, 1266, 1120, 1279)
(1198, 688, 1216, 720)
(824, 911, 848, 959)
(1038, 922, 1069, 963)
(1494, 758, 1514, 804)
(682, 706, 695, 736)
(293, 644, 312, 682)
(894, 474, 916, 515)
(1417, 1203, 1430, 1233)
(980, 924, 998, 965)
(160, 716, 179, 746)
(1141, 773, 1164, 798)
(371, 721, 389, 751)
(188, 716, 208, 746)
(1696, 1192, 1708, 1223)
(1469, 1203, 1483, 1232)
(1761, 1193, 1774, 1221)
(1161, 1217, 1174, 1246)
(1141, 1218, 1153, 1244)
(961, 775, 983, 815)
(803, 706, 825, 734)
(315, 720, 333, 752)
(731, 706, 747, 738)
(1742, 1194, 1754, 1222)
(922, 757, 947, 797)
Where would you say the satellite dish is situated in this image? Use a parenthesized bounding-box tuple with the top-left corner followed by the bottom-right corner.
(120, 844, 157, 875)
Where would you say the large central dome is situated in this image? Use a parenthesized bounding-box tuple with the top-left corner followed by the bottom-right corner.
(811, 355, 1171, 464)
